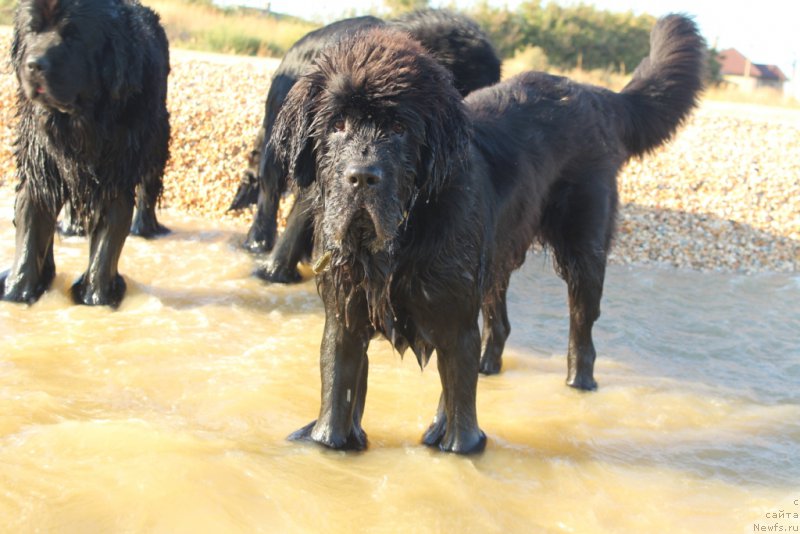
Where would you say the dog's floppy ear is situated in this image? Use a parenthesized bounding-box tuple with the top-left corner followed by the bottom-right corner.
(10, 20, 22, 67)
(416, 72, 471, 197)
(269, 75, 322, 189)
(100, 4, 144, 100)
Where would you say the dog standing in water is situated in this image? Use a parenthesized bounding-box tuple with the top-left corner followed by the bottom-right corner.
(2, 0, 170, 307)
(271, 16, 705, 453)
(229, 9, 501, 271)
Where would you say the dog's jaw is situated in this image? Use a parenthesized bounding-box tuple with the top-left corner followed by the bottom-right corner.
(324, 196, 401, 257)
(20, 68, 77, 115)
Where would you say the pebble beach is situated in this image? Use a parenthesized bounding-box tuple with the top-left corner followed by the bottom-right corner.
(1, 28, 797, 273)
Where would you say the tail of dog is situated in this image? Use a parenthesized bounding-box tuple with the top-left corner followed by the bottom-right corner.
(619, 14, 706, 157)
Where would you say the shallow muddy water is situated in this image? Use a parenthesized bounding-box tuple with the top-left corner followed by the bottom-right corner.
(0, 194, 798, 533)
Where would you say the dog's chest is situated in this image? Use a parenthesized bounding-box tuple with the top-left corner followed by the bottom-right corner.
(381, 282, 438, 369)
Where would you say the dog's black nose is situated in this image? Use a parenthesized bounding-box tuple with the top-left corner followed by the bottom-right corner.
(26, 56, 49, 73)
(344, 165, 382, 188)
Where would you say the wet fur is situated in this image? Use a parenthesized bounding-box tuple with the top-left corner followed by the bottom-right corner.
(1, 0, 170, 306)
(271, 16, 705, 453)
(231, 9, 501, 258)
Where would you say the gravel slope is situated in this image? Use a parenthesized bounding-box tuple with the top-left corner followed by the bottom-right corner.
(1, 28, 797, 273)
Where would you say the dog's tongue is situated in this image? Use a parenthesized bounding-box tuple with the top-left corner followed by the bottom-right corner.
(36, 86, 45, 94)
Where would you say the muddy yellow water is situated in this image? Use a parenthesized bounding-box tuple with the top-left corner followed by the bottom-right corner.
(1, 193, 798, 533)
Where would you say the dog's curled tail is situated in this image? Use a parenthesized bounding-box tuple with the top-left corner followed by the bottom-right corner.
(619, 14, 706, 157)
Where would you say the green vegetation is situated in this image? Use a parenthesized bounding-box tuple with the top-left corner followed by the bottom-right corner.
(0, 0, 733, 92)
(388, 1, 720, 84)
(469, 1, 653, 72)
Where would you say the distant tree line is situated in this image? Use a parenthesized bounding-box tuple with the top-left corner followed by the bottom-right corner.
(384, 0, 721, 82)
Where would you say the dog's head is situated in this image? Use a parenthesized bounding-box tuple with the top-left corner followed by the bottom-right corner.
(270, 28, 470, 259)
(12, 0, 145, 114)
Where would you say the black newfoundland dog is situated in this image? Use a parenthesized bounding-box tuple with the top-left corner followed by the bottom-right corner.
(271, 16, 705, 453)
(229, 9, 501, 264)
(1, 0, 170, 307)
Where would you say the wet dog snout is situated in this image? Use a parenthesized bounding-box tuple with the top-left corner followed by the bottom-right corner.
(344, 165, 382, 189)
(26, 55, 49, 74)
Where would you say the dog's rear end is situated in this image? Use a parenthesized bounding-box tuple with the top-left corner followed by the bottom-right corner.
(476, 14, 705, 388)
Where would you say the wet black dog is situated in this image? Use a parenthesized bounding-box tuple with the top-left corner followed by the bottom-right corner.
(271, 16, 704, 453)
(1, 0, 170, 307)
(229, 9, 501, 264)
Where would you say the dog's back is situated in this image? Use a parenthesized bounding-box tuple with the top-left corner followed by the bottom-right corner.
(467, 14, 705, 381)
(391, 9, 501, 96)
(467, 14, 705, 242)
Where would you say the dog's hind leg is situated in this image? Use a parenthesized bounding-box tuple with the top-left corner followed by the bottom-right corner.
(562, 256, 605, 391)
(544, 178, 617, 391)
(130, 173, 169, 238)
(288, 291, 371, 451)
(1, 182, 58, 304)
(423, 322, 486, 454)
(479, 283, 511, 375)
(255, 193, 314, 284)
(228, 127, 265, 212)
(131, 111, 170, 238)
(71, 194, 134, 307)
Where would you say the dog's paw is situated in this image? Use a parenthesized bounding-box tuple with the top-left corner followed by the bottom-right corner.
(242, 220, 277, 254)
(566, 373, 598, 391)
(228, 175, 259, 211)
(1, 269, 51, 304)
(130, 216, 170, 239)
(288, 420, 367, 451)
(422, 415, 447, 448)
(440, 429, 486, 455)
(254, 261, 302, 285)
(242, 236, 275, 255)
(422, 416, 486, 454)
(479, 353, 502, 375)
(71, 273, 126, 308)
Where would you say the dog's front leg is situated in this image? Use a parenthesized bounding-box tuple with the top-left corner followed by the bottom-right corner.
(242, 179, 280, 254)
(1, 181, 58, 304)
(255, 193, 313, 284)
(71, 194, 134, 307)
(424, 323, 486, 454)
(289, 291, 371, 450)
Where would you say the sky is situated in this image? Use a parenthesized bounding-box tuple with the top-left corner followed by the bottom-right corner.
(256, 0, 800, 84)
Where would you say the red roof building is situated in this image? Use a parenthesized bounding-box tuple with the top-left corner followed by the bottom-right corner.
(718, 48, 787, 93)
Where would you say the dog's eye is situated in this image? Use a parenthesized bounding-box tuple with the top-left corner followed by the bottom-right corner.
(333, 119, 345, 132)
(391, 123, 406, 135)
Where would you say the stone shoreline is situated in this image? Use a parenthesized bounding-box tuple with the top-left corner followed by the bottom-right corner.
(1, 30, 797, 273)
